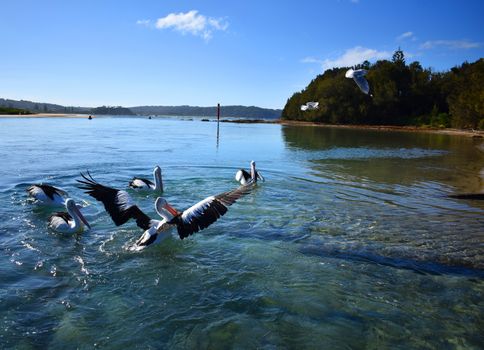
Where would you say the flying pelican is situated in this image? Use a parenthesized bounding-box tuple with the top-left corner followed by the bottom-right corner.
(27, 184, 68, 206)
(300, 102, 319, 111)
(235, 161, 264, 185)
(77, 172, 252, 250)
(345, 68, 371, 95)
(48, 198, 91, 234)
(128, 166, 163, 193)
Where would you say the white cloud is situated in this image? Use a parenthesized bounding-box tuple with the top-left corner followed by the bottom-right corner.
(141, 10, 228, 41)
(420, 39, 481, 50)
(300, 57, 324, 65)
(303, 46, 391, 71)
(136, 19, 151, 27)
(396, 31, 414, 41)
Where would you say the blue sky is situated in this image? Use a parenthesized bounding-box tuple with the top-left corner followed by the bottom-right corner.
(1, 0, 482, 109)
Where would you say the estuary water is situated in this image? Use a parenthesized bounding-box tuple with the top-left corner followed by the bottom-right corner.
(0, 117, 483, 349)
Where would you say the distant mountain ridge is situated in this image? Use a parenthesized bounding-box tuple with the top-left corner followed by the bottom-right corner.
(130, 105, 281, 119)
(0, 98, 91, 114)
(0, 98, 281, 119)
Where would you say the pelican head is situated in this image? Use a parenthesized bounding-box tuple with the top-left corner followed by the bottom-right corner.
(155, 197, 178, 221)
(250, 160, 257, 180)
(66, 198, 91, 229)
(153, 166, 163, 192)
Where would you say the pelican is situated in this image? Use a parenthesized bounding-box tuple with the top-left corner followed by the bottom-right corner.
(300, 102, 319, 111)
(27, 184, 68, 206)
(235, 161, 264, 185)
(48, 198, 91, 234)
(128, 166, 163, 193)
(345, 68, 371, 95)
(77, 172, 252, 250)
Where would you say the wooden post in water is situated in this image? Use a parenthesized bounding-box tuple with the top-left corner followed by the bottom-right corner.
(216, 103, 220, 148)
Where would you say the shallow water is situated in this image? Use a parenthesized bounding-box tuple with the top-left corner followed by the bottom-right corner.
(0, 117, 483, 349)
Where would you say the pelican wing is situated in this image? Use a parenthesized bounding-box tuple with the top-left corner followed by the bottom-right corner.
(307, 102, 319, 110)
(49, 211, 72, 226)
(135, 230, 158, 247)
(351, 69, 369, 94)
(28, 184, 67, 200)
(353, 75, 370, 94)
(77, 172, 152, 230)
(173, 185, 253, 239)
(129, 177, 154, 189)
(235, 169, 251, 184)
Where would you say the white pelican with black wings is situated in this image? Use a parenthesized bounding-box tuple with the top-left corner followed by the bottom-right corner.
(77, 172, 252, 250)
(128, 166, 163, 193)
(48, 198, 91, 234)
(235, 161, 264, 185)
(27, 184, 68, 206)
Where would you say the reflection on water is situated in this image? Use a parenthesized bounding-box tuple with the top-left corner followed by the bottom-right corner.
(282, 125, 484, 191)
(0, 118, 483, 349)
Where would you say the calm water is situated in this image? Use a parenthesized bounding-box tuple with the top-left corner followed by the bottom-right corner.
(0, 117, 483, 349)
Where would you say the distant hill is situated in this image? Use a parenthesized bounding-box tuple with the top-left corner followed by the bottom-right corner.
(91, 106, 134, 115)
(0, 98, 91, 114)
(0, 98, 281, 119)
(0, 106, 31, 115)
(130, 105, 281, 119)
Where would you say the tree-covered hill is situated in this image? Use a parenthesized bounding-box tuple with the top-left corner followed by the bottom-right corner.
(0, 98, 281, 119)
(0, 98, 91, 114)
(282, 51, 483, 129)
(91, 106, 134, 115)
(0, 106, 31, 115)
(130, 105, 281, 119)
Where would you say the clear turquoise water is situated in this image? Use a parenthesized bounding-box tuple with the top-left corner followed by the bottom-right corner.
(0, 117, 483, 349)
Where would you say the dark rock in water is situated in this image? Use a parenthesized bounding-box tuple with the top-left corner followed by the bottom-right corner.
(449, 193, 484, 200)
(201, 119, 210, 122)
(221, 119, 274, 124)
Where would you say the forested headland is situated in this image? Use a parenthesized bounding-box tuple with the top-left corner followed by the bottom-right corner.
(0, 98, 281, 119)
(0, 106, 31, 115)
(90, 106, 135, 115)
(282, 51, 483, 130)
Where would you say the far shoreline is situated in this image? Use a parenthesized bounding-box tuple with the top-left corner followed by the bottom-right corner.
(276, 120, 484, 138)
(1, 113, 483, 138)
(0, 113, 88, 118)
(222, 118, 484, 138)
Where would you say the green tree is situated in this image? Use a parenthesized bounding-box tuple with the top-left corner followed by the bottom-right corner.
(392, 47, 405, 65)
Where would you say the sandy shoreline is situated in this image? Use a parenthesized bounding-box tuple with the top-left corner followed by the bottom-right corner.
(277, 120, 484, 138)
(1, 113, 483, 138)
(0, 113, 89, 118)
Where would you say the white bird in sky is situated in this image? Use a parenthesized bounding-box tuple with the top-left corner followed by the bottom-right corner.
(300, 101, 319, 111)
(345, 68, 371, 95)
